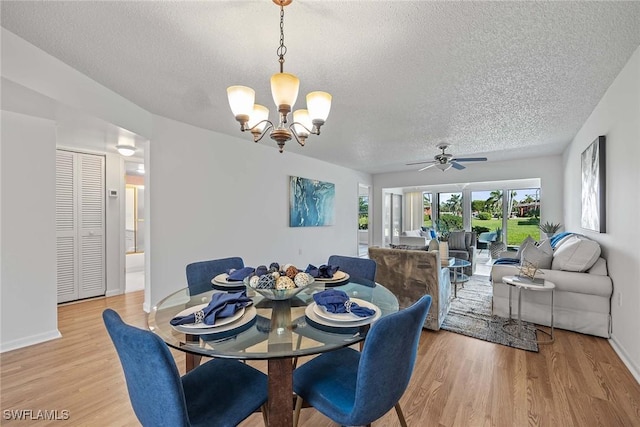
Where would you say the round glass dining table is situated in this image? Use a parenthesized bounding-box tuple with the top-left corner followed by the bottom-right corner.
(148, 279, 399, 427)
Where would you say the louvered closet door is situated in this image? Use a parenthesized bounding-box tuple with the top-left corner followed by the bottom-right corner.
(78, 154, 105, 299)
(56, 150, 105, 302)
(56, 151, 78, 303)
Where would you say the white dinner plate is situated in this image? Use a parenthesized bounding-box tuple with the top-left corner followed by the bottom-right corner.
(315, 271, 349, 282)
(305, 302, 381, 328)
(172, 306, 257, 335)
(172, 303, 245, 329)
(212, 273, 245, 286)
(312, 298, 377, 322)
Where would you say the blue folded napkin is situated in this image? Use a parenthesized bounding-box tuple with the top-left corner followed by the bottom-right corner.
(305, 264, 339, 279)
(313, 289, 375, 317)
(170, 291, 252, 326)
(226, 267, 255, 281)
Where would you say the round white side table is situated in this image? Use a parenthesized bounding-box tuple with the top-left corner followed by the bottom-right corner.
(502, 275, 555, 344)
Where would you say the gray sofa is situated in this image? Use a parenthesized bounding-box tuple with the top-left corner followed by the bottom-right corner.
(490, 234, 612, 338)
(369, 246, 451, 330)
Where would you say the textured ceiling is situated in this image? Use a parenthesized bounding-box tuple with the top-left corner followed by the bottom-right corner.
(2, 1, 639, 174)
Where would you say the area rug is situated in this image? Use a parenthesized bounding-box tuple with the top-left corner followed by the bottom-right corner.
(441, 275, 539, 352)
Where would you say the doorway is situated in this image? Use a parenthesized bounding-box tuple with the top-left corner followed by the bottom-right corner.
(358, 184, 370, 257)
(125, 161, 145, 293)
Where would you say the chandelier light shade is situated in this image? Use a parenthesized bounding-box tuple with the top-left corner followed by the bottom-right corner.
(227, 0, 331, 152)
(270, 72, 300, 112)
(306, 91, 332, 122)
(227, 86, 255, 121)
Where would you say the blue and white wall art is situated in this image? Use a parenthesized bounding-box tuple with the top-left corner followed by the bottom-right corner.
(289, 176, 335, 227)
(581, 135, 606, 233)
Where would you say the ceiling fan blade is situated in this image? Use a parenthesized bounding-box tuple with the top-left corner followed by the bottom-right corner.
(418, 164, 436, 172)
(451, 157, 488, 162)
(406, 160, 436, 166)
(451, 161, 466, 170)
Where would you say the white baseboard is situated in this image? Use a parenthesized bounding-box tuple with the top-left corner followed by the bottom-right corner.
(143, 301, 151, 313)
(105, 288, 123, 297)
(0, 330, 62, 353)
(609, 335, 640, 385)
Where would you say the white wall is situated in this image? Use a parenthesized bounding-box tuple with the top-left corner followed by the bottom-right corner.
(1, 29, 151, 139)
(371, 156, 564, 247)
(148, 115, 371, 307)
(562, 45, 640, 381)
(1, 111, 60, 351)
(1, 29, 372, 348)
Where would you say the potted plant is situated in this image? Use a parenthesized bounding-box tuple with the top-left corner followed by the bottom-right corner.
(435, 219, 449, 242)
(539, 221, 562, 238)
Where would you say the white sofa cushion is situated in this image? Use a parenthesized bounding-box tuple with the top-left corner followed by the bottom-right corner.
(521, 238, 553, 269)
(402, 229, 421, 237)
(552, 235, 601, 272)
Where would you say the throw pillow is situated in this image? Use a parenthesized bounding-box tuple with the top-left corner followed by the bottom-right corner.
(448, 231, 467, 250)
(515, 236, 536, 259)
(389, 243, 427, 251)
(520, 238, 553, 269)
(403, 229, 421, 237)
(551, 235, 601, 272)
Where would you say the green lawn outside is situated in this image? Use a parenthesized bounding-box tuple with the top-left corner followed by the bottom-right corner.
(424, 216, 540, 246)
(472, 218, 540, 246)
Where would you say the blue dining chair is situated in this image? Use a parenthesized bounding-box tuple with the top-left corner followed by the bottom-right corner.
(103, 309, 268, 427)
(185, 257, 244, 290)
(292, 295, 432, 427)
(327, 254, 376, 286)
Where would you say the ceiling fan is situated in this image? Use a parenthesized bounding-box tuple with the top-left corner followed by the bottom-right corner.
(407, 143, 488, 171)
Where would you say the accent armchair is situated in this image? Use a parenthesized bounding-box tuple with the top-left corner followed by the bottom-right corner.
(368, 246, 450, 330)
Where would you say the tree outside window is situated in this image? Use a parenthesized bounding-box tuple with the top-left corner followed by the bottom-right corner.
(358, 196, 369, 230)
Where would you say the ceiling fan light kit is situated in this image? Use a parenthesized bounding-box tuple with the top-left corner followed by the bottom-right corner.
(408, 143, 488, 172)
(227, 0, 332, 153)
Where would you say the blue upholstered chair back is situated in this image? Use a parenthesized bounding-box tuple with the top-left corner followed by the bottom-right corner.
(185, 257, 244, 289)
(351, 295, 432, 422)
(327, 255, 376, 283)
(103, 309, 190, 427)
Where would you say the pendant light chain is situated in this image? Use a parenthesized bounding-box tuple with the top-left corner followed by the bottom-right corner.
(227, 0, 331, 152)
(277, 4, 287, 73)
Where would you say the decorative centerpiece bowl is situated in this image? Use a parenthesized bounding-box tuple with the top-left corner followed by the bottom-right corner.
(243, 275, 314, 301)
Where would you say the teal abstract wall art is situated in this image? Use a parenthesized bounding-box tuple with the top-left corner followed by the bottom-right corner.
(289, 176, 335, 227)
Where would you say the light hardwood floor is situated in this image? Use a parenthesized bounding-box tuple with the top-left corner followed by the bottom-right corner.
(1, 291, 638, 426)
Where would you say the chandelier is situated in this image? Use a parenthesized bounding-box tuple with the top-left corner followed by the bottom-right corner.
(226, 0, 332, 153)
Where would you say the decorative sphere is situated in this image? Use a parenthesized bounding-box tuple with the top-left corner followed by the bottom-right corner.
(257, 274, 275, 289)
(294, 272, 310, 287)
(249, 275, 260, 288)
(276, 276, 296, 290)
(285, 266, 299, 279)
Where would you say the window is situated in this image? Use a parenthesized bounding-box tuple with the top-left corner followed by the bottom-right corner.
(437, 192, 463, 232)
(358, 196, 369, 230)
(471, 188, 540, 247)
(422, 193, 433, 229)
(506, 188, 540, 246)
